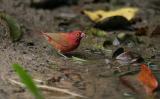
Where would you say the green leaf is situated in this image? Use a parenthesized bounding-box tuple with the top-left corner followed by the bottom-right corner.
(0, 13, 22, 41)
(12, 64, 44, 99)
(86, 28, 107, 37)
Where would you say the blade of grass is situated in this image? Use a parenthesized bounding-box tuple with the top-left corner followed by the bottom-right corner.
(12, 64, 44, 99)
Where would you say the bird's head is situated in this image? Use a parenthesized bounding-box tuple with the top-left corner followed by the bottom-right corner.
(69, 30, 85, 42)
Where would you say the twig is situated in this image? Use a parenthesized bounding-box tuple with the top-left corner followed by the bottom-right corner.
(33, 79, 44, 84)
(8, 79, 87, 98)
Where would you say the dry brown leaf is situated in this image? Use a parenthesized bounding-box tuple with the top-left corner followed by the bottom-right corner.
(137, 64, 158, 95)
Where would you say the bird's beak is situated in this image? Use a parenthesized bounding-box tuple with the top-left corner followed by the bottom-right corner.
(81, 32, 85, 38)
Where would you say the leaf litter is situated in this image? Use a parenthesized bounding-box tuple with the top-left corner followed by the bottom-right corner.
(0, 0, 160, 99)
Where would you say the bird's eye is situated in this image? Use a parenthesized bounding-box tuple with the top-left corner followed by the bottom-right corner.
(76, 33, 80, 37)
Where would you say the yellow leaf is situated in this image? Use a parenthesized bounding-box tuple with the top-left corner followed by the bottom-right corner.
(83, 7, 139, 22)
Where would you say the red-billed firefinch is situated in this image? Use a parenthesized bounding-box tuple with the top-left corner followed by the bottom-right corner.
(42, 30, 85, 53)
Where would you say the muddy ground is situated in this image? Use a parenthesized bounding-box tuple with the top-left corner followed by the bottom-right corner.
(0, 0, 160, 99)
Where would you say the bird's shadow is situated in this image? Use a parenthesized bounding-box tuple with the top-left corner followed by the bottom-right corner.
(65, 52, 86, 59)
(64, 51, 106, 60)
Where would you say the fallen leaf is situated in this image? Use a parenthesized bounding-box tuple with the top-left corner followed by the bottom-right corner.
(86, 28, 107, 37)
(83, 7, 139, 22)
(112, 47, 124, 58)
(115, 51, 143, 65)
(94, 16, 131, 30)
(0, 13, 22, 41)
(137, 64, 158, 95)
(117, 33, 140, 45)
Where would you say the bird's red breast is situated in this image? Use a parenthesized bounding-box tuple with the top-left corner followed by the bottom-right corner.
(42, 30, 85, 53)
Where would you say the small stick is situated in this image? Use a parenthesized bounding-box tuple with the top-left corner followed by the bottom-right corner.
(34, 79, 44, 83)
(8, 79, 87, 98)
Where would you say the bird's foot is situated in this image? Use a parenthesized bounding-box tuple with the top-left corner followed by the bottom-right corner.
(57, 51, 68, 59)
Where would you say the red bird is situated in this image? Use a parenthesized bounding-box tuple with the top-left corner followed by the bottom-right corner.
(42, 30, 85, 53)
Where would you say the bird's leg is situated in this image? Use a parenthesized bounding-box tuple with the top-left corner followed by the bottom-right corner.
(57, 50, 68, 59)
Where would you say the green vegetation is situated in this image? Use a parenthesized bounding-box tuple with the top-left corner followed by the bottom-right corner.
(0, 13, 22, 41)
(12, 64, 44, 99)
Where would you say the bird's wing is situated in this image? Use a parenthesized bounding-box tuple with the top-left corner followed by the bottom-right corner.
(45, 33, 70, 47)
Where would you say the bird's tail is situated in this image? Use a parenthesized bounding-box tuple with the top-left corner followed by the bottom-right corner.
(39, 31, 46, 35)
(40, 31, 53, 42)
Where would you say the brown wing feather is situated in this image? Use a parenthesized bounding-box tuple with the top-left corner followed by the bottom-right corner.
(46, 33, 70, 47)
